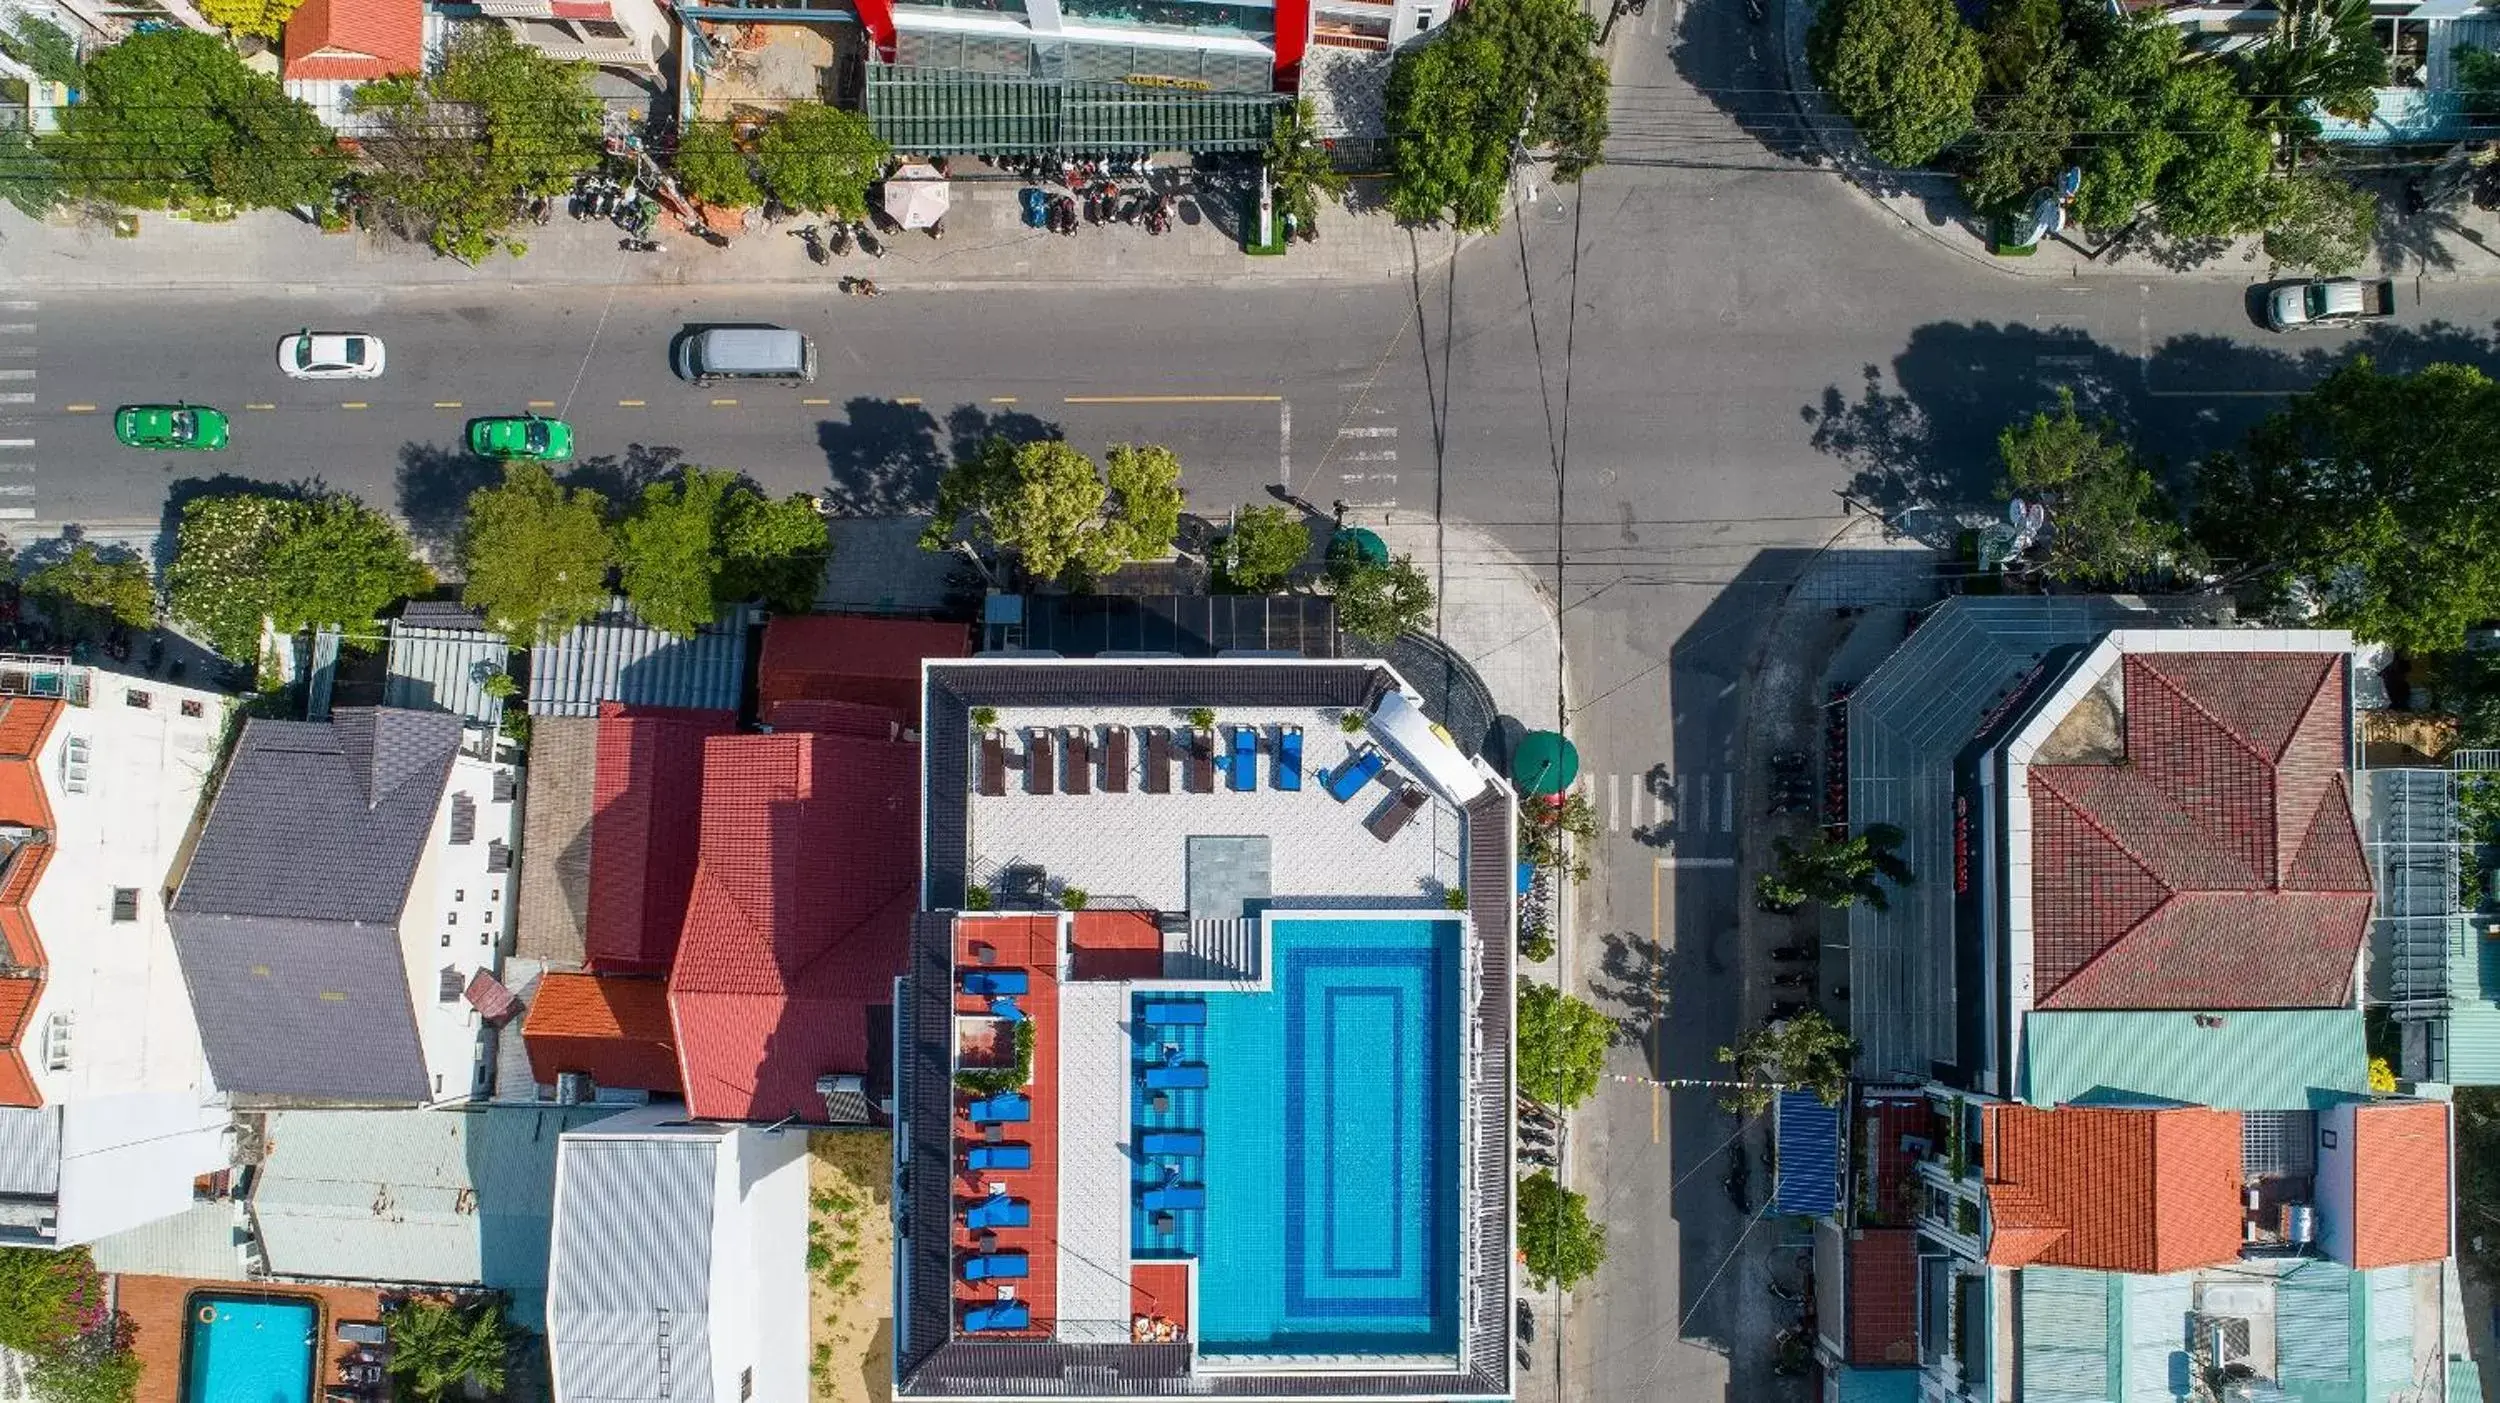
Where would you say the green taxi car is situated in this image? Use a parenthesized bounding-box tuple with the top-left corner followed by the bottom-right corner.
(114, 403, 230, 452)
(468, 413, 574, 462)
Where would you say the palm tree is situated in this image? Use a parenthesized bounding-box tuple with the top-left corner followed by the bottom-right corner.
(386, 1299, 508, 1403)
(2243, 0, 2390, 161)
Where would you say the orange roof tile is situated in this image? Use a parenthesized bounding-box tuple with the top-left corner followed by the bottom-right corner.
(0, 841, 50, 972)
(0, 700, 60, 833)
(281, 0, 423, 81)
(1983, 1104, 2244, 1273)
(2349, 1101, 2450, 1268)
(521, 972, 682, 1094)
(0, 975, 43, 1109)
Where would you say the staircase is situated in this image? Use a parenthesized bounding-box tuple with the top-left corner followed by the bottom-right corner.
(1164, 919, 1260, 983)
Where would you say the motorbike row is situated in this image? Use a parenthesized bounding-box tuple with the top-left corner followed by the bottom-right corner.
(1021, 183, 1176, 236)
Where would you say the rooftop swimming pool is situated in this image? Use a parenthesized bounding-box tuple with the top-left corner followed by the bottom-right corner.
(1133, 915, 1462, 1358)
(182, 1293, 317, 1403)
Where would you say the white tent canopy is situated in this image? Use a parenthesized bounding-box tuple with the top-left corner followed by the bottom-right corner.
(881, 163, 951, 229)
(1366, 690, 1488, 805)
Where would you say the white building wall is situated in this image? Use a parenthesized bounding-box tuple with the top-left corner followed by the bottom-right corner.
(2318, 1099, 2359, 1266)
(24, 674, 230, 1244)
(724, 1127, 811, 1403)
(395, 751, 519, 1103)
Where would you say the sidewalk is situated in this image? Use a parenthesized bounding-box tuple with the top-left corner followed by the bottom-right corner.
(1776, 0, 2500, 282)
(0, 176, 1452, 292)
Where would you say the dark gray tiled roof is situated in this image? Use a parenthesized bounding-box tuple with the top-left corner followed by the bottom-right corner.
(169, 707, 459, 1105)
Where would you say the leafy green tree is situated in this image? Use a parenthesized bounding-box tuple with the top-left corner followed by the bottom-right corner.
(1961, 38, 2078, 215)
(1519, 981, 1614, 1108)
(1716, 1008, 1857, 1115)
(0, 1247, 94, 1354)
(1329, 551, 1434, 644)
(386, 1299, 508, 1403)
(2194, 358, 2500, 653)
(2152, 65, 2276, 237)
(755, 103, 889, 219)
(28, 1314, 138, 1403)
(617, 471, 734, 637)
(2262, 171, 2379, 274)
(1998, 389, 2197, 585)
(1264, 98, 1349, 239)
(458, 462, 614, 647)
(24, 545, 151, 635)
(673, 119, 760, 207)
(1755, 824, 1911, 913)
(1520, 791, 1598, 883)
(1518, 1170, 1607, 1291)
(1215, 505, 1311, 592)
(718, 490, 830, 612)
(0, 127, 64, 219)
(2242, 0, 2387, 157)
(1808, 0, 1983, 167)
(921, 438, 1182, 584)
(1385, 0, 1609, 230)
(166, 494, 432, 660)
(45, 30, 341, 212)
(198, 0, 306, 37)
(350, 28, 602, 261)
(2457, 45, 2500, 120)
(0, 13, 81, 85)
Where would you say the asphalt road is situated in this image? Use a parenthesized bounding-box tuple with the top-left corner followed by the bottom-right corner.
(17, 5, 2500, 1398)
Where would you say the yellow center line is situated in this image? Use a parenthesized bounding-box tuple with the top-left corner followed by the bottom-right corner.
(710, 398, 738, 407)
(1652, 858, 1663, 1145)
(63, 404, 95, 413)
(989, 396, 1018, 404)
(897, 396, 923, 406)
(1063, 394, 1285, 404)
(618, 399, 646, 408)
(434, 401, 463, 409)
(527, 400, 556, 409)
(340, 402, 367, 410)
(801, 397, 831, 406)
(243, 403, 275, 411)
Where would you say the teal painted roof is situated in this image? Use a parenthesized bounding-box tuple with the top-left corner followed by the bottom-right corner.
(2019, 1262, 2427, 1403)
(865, 65, 1287, 154)
(1831, 1366, 1921, 1403)
(2021, 1010, 2369, 1110)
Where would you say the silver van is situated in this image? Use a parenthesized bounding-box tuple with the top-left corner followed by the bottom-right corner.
(673, 327, 816, 385)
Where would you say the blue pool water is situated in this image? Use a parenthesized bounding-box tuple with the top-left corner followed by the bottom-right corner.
(183, 1294, 317, 1403)
(1133, 916, 1462, 1357)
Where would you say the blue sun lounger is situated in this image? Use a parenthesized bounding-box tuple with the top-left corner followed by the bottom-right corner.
(1140, 1001, 1205, 1026)
(1141, 1130, 1204, 1156)
(1142, 1185, 1206, 1212)
(1277, 727, 1303, 791)
(962, 1251, 1030, 1282)
(965, 1301, 1030, 1332)
(969, 1093, 1031, 1123)
(962, 970, 1028, 997)
(1227, 726, 1258, 791)
(989, 995, 1025, 1024)
(1143, 1063, 1209, 1090)
(966, 1193, 1030, 1230)
(966, 1144, 1031, 1172)
(1322, 748, 1386, 803)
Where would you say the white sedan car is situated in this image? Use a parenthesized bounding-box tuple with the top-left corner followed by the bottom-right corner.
(276, 331, 386, 380)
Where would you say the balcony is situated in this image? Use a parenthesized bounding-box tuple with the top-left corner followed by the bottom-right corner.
(1312, 16, 1389, 47)
(1058, 0, 1274, 39)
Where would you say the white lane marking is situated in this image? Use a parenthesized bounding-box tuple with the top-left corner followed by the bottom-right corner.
(1608, 772, 1622, 832)
(0, 509, 34, 520)
(0, 326, 34, 336)
(0, 302, 34, 312)
(0, 395, 32, 405)
(1338, 425, 1397, 438)
(0, 371, 32, 382)
(1719, 773, 1733, 832)
(1341, 450, 1398, 461)
(1658, 857, 1735, 869)
(0, 486, 36, 497)
(0, 440, 30, 450)
(0, 349, 34, 358)
(1277, 400, 1291, 486)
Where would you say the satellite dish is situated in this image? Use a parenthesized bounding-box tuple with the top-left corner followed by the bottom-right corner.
(2058, 166, 2083, 201)
(2024, 501, 2048, 536)
(2008, 498, 2031, 528)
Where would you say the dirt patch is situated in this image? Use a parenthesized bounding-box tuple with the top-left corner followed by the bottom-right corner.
(2364, 710, 2459, 768)
(808, 1130, 894, 1403)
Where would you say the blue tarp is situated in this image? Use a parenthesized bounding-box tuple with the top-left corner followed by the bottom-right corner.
(1772, 1089, 1841, 1217)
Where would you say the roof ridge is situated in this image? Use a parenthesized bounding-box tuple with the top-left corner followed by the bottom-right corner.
(2131, 653, 2312, 767)
(2029, 769, 2175, 896)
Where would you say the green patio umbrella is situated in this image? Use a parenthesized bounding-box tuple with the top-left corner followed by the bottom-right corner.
(1510, 730, 1580, 796)
(1328, 527, 1389, 568)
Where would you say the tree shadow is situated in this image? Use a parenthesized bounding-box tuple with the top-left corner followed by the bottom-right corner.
(815, 397, 947, 516)
(1588, 928, 1672, 1044)
(560, 442, 685, 505)
(943, 403, 1065, 465)
(154, 473, 328, 576)
(396, 442, 503, 557)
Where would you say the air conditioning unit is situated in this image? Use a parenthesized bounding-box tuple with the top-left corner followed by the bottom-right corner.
(554, 1071, 596, 1105)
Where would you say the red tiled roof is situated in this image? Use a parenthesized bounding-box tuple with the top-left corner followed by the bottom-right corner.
(667, 730, 920, 1121)
(1983, 1104, 2245, 1273)
(522, 972, 683, 1093)
(756, 615, 969, 728)
(280, 0, 424, 81)
(1132, 1262, 1189, 1342)
(1070, 909, 1162, 980)
(2029, 653, 2371, 1009)
(1846, 1227, 1918, 1365)
(2349, 1101, 2450, 1268)
(585, 703, 738, 975)
(765, 699, 908, 739)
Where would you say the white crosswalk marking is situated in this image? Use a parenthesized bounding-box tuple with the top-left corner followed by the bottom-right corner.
(1339, 425, 1397, 437)
(0, 307, 31, 524)
(1608, 772, 1622, 832)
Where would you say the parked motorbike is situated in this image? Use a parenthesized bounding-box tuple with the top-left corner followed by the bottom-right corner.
(619, 236, 662, 253)
(796, 224, 829, 266)
(838, 275, 883, 298)
(1768, 945, 1817, 963)
(1765, 1000, 1808, 1021)
(1723, 1146, 1751, 1214)
(829, 221, 855, 257)
(1767, 1280, 1803, 1304)
(855, 222, 886, 259)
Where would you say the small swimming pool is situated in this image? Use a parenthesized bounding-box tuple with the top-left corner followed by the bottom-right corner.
(1151, 915, 1462, 1358)
(182, 1293, 318, 1403)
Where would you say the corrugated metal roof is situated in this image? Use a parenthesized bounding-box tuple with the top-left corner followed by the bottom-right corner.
(2021, 1010, 2369, 1110)
(87, 1201, 251, 1280)
(254, 1105, 624, 1315)
(550, 1133, 719, 1403)
(386, 613, 512, 729)
(2119, 1272, 2190, 1403)
(2020, 1267, 2110, 1403)
(2367, 1266, 2415, 1396)
(865, 64, 1286, 155)
(0, 1107, 59, 1196)
(2279, 1262, 2356, 1382)
(527, 598, 755, 718)
(1771, 1090, 1839, 1216)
